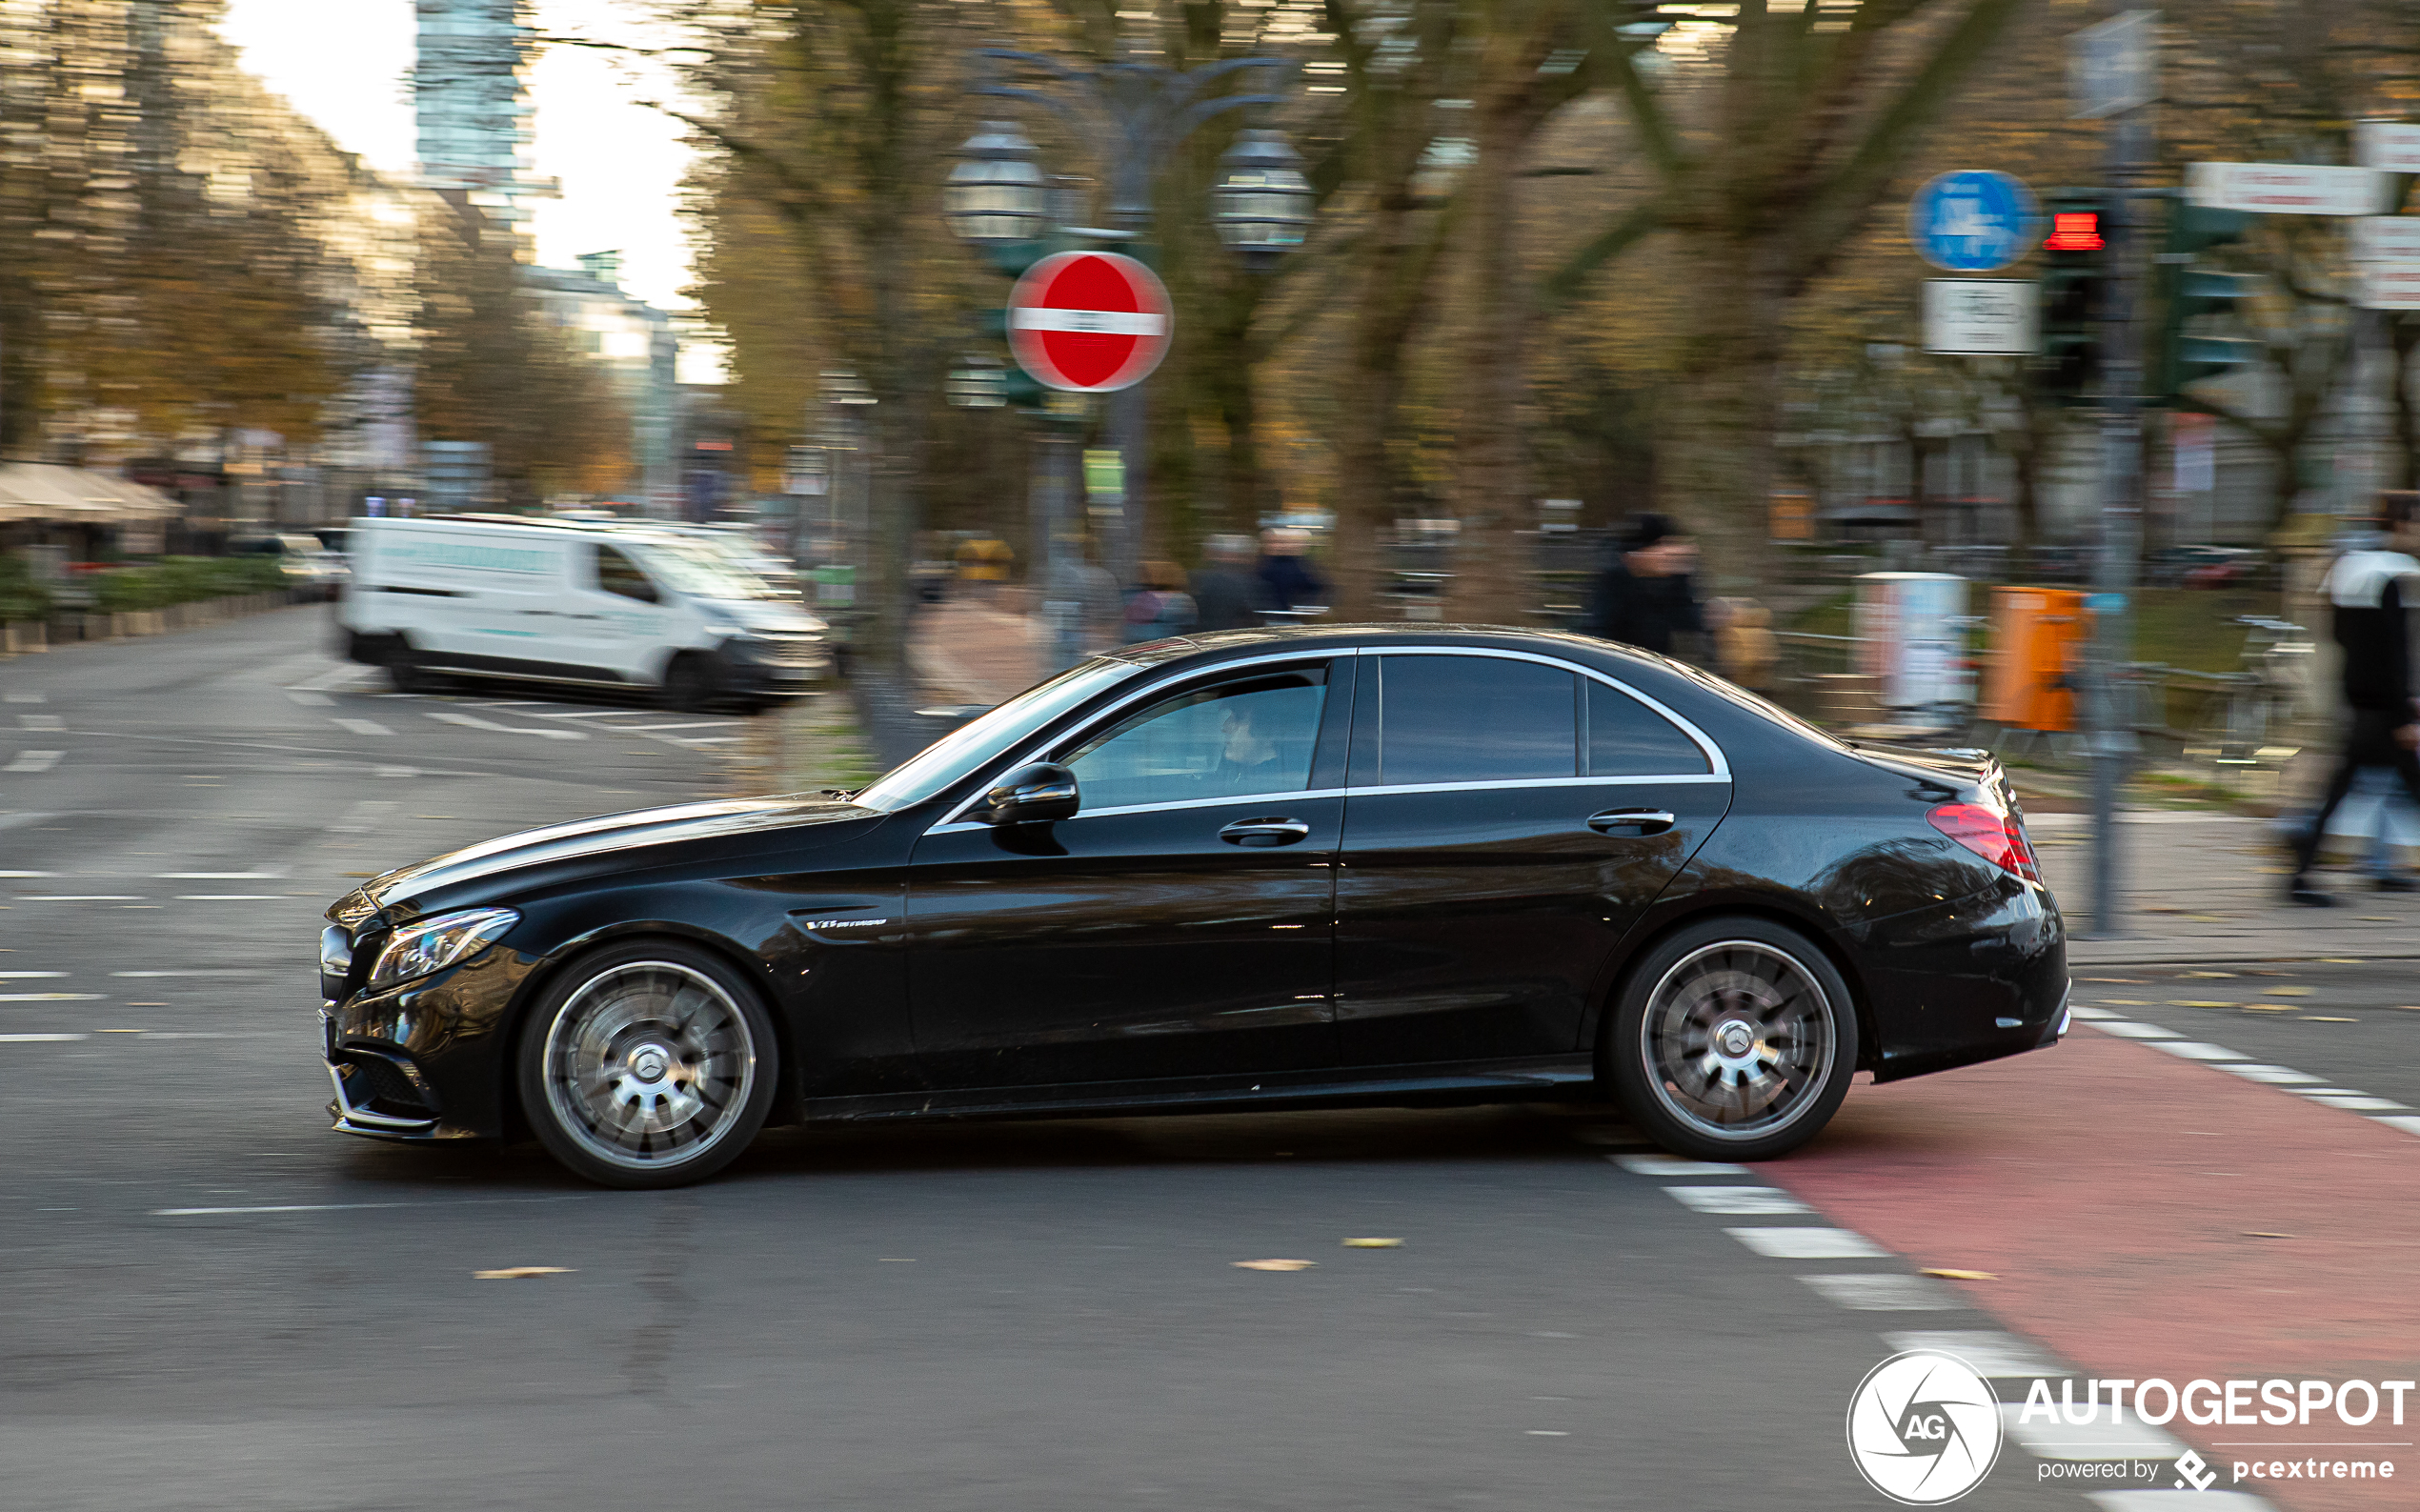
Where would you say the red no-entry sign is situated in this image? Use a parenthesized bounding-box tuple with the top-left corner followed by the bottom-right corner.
(1006, 252, 1174, 393)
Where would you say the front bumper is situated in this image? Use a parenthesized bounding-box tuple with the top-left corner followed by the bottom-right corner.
(321, 946, 535, 1142)
(717, 637, 831, 696)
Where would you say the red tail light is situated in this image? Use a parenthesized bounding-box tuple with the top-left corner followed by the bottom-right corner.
(1928, 802, 2041, 882)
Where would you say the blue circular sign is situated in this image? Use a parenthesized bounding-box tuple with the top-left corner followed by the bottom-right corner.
(1909, 171, 2040, 273)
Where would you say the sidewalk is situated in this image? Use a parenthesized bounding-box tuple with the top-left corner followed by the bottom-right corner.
(2030, 810, 2420, 964)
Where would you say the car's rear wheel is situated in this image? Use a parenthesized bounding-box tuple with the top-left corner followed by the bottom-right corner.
(1603, 917, 1858, 1162)
(516, 942, 776, 1189)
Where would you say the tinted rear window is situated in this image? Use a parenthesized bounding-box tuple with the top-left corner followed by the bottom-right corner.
(1377, 655, 1577, 784)
(1586, 681, 1711, 776)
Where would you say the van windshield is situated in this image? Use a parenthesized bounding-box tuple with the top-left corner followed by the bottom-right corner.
(630, 542, 779, 601)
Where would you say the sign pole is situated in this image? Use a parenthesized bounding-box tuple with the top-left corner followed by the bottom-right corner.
(2085, 76, 2152, 939)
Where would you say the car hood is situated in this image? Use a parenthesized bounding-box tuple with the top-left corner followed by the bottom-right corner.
(330, 794, 879, 925)
(697, 597, 825, 634)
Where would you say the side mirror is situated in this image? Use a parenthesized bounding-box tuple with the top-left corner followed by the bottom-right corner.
(977, 762, 1078, 825)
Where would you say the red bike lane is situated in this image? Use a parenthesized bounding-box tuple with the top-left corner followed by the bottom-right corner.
(1756, 1028, 2419, 1512)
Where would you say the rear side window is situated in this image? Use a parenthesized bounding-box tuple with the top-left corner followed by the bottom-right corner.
(1586, 681, 1711, 776)
(1376, 655, 1577, 785)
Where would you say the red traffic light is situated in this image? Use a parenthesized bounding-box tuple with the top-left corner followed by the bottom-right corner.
(2045, 212, 2104, 252)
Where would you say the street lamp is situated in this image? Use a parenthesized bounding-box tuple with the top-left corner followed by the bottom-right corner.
(1211, 129, 1315, 267)
(944, 121, 1049, 251)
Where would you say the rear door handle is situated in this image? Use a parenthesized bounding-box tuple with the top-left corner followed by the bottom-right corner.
(1220, 817, 1311, 847)
(1587, 808, 1676, 837)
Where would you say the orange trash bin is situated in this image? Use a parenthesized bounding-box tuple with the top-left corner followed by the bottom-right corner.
(1982, 587, 2090, 732)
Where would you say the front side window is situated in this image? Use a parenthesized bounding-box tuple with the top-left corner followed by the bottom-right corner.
(1063, 668, 1327, 811)
(1375, 655, 1576, 785)
(595, 544, 657, 602)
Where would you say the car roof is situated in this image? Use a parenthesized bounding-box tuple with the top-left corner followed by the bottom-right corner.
(1103, 622, 1684, 677)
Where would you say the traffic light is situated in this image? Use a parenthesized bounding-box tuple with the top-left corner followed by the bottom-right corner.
(2036, 192, 2107, 405)
(2152, 204, 2260, 403)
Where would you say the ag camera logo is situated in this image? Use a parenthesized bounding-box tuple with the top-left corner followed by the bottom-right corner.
(1847, 1350, 2005, 1504)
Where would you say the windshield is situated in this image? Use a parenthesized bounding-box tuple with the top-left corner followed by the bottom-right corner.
(630, 540, 780, 601)
(852, 658, 1146, 813)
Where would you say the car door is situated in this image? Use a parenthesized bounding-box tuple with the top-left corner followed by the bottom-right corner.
(559, 541, 676, 684)
(905, 656, 1351, 1091)
(1333, 651, 1730, 1068)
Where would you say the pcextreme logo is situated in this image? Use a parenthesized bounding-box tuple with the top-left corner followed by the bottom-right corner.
(1846, 1351, 2003, 1505)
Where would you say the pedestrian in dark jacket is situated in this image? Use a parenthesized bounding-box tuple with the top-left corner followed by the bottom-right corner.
(1585, 513, 1704, 655)
(2289, 490, 2420, 906)
(1257, 528, 1328, 615)
(1190, 534, 1266, 632)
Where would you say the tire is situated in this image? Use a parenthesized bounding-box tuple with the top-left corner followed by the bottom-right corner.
(387, 654, 440, 694)
(661, 653, 716, 713)
(1602, 917, 1859, 1162)
(516, 940, 778, 1189)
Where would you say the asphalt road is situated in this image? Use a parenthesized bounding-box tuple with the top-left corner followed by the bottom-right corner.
(0, 610, 2285, 1511)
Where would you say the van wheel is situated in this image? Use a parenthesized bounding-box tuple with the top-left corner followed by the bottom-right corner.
(388, 655, 442, 695)
(662, 654, 717, 713)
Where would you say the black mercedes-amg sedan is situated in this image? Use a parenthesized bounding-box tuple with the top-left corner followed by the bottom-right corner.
(317, 625, 2068, 1188)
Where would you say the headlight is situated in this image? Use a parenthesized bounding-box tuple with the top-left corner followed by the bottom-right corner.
(366, 907, 517, 990)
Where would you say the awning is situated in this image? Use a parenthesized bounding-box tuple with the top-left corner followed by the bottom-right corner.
(0, 464, 183, 524)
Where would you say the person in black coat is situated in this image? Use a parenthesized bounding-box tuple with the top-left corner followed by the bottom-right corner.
(1189, 534, 1267, 632)
(1584, 513, 1704, 655)
(2289, 491, 2420, 906)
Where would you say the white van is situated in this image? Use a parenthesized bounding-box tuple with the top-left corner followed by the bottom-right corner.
(337, 516, 830, 710)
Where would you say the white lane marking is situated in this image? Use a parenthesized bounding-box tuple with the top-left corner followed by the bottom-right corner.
(0, 1032, 87, 1042)
(285, 691, 333, 707)
(2, 691, 43, 703)
(677, 736, 740, 745)
(1883, 1330, 2069, 1378)
(113, 969, 272, 978)
(2084, 1492, 2273, 1511)
(524, 709, 635, 719)
(0, 814, 56, 831)
(0, 971, 69, 978)
(1663, 1185, 1811, 1216)
(153, 1202, 407, 1216)
(175, 894, 289, 901)
(2225, 1064, 2328, 1084)
(0, 993, 100, 1000)
(287, 665, 373, 693)
(2002, 1403, 2188, 1461)
(18, 713, 63, 731)
(332, 717, 393, 737)
(1614, 1154, 1750, 1177)
(1725, 1227, 1891, 1260)
(4, 750, 63, 773)
(155, 871, 284, 879)
(2092, 1020, 2182, 1039)
(2067, 1006, 2125, 1020)
(373, 765, 418, 778)
(2308, 1094, 2409, 1111)
(1798, 1273, 1964, 1310)
(2147, 1040, 2250, 1061)
(14, 894, 144, 901)
(426, 711, 586, 740)
(2376, 1115, 2420, 1138)
(615, 721, 736, 732)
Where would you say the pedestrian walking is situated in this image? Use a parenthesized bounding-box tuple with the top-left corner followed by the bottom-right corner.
(2287, 490, 2420, 906)
(1256, 528, 1328, 616)
(1190, 534, 1267, 632)
(1584, 513, 1704, 655)
(1122, 560, 1199, 643)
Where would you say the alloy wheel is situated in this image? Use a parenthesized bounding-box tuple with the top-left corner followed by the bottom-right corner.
(1638, 939, 1836, 1142)
(540, 960, 758, 1173)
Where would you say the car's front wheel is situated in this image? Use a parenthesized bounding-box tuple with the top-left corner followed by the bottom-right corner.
(1603, 917, 1858, 1162)
(516, 942, 777, 1188)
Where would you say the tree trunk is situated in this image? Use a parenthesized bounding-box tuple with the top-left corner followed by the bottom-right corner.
(1655, 232, 1787, 596)
(1331, 194, 1450, 620)
(1439, 97, 1534, 626)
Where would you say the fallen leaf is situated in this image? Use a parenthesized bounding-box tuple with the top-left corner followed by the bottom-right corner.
(2171, 999, 2234, 1008)
(2267, 986, 2314, 997)
(1232, 1259, 1317, 1272)
(2243, 1004, 2297, 1013)
(2183, 971, 2237, 978)
(1342, 1238, 1403, 1248)
(2358, 917, 2397, 922)
(1920, 1268, 1996, 1280)
(2243, 1232, 2294, 1240)
(2079, 978, 2143, 983)
(2301, 1016, 2357, 1022)
(473, 1266, 574, 1280)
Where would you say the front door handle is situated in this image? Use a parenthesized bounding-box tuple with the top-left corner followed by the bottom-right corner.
(1220, 817, 1311, 847)
(1587, 807, 1676, 837)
